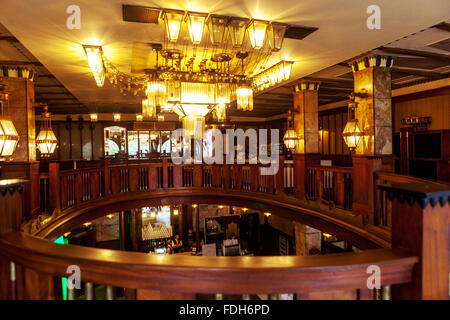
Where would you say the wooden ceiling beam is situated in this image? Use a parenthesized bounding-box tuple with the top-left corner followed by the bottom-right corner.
(391, 67, 447, 80)
(433, 22, 450, 33)
(379, 46, 450, 63)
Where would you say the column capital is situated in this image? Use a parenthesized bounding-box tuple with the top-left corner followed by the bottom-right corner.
(348, 54, 395, 72)
(0, 64, 37, 81)
(292, 80, 320, 92)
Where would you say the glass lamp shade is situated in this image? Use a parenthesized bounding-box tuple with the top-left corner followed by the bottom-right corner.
(186, 12, 207, 44)
(280, 61, 293, 81)
(207, 15, 228, 45)
(36, 128, 58, 156)
(89, 113, 98, 122)
(248, 20, 269, 49)
(227, 18, 249, 48)
(283, 129, 299, 150)
(342, 119, 364, 150)
(162, 10, 184, 42)
(236, 86, 253, 111)
(215, 103, 227, 122)
(142, 98, 155, 119)
(146, 81, 168, 107)
(83, 46, 105, 87)
(0, 117, 19, 157)
(268, 22, 288, 51)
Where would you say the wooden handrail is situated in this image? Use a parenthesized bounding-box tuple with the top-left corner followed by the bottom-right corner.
(0, 232, 418, 295)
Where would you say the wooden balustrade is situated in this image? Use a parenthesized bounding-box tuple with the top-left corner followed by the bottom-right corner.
(305, 165, 353, 210)
(0, 232, 418, 300)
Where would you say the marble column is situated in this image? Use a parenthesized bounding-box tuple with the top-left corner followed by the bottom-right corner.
(0, 66, 39, 219)
(348, 55, 395, 221)
(292, 81, 321, 199)
(293, 221, 321, 256)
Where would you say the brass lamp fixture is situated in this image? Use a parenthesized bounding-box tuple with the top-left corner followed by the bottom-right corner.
(342, 101, 364, 151)
(36, 106, 58, 157)
(0, 84, 19, 159)
(83, 45, 105, 87)
(247, 19, 269, 49)
(283, 110, 299, 151)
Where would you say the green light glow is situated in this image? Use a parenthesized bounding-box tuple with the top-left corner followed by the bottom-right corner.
(54, 236, 68, 300)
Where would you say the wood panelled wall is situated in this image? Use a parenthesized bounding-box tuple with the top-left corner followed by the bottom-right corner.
(318, 107, 352, 166)
(393, 87, 450, 133)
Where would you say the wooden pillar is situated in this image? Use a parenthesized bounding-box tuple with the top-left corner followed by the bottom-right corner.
(291, 81, 321, 199)
(119, 211, 126, 251)
(192, 205, 200, 253)
(293, 221, 321, 256)
(348, 55, 395, 221)
(102, 159, 110, 197)
(379, 183, 449, 300)
(399, 127, 413, 175)
(48, 162, 60, 215)
(131, 209, 138, 251)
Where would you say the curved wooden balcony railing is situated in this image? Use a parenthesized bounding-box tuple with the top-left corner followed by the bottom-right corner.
(0, 232, 418, 300)
(1, 158, 447, 300)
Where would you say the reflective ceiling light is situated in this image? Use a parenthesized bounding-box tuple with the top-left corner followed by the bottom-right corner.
(83, 45, 105, 87)
(0, 91, 19, 159)
(146, 80, 168, 109)
(236, 86, 253, 111)
(247, 19, 269, 50)
(207, 14, 229, 45)
(162, 9, 185, 42)
(36, 106, 58, 157)
(142, 98, 155, 119)
(268, 22, 288, 52)
(113, 113, 121, 122)
(89, 113, 98, 122)
(227, 17, 249, 48)
(136, 113, 143, 122)
(185, 12, 207, 44)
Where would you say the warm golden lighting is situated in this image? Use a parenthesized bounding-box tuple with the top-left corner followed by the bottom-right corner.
(162, 10, 184, 42)
(150, 210, 156, 218)
(254, 61, 294, 92)
(207, 15, 228, 45)
(106, 214, 114, 219)
(83, 222, 92, 227)
(136, 113, 143, 122)
(173, 208, 179, 216)
(343, 102, 364, 151)
(36, 107, 58, 157)
(63, 232, 71, 237)
(215, 103, 227, 122)
(185, 12, 207, 44)
(89, 113, 98, 122)
(83, 45, 105, 87)
(268, 22, 288, 51)
(142, 212, 148, 218)
(192, 204, 198, 208)
(242, 208, 248, 212)
(236, 86, 253, 111)
(228, 17, 249, 48)
(113, 113, 121, 122)
(283, 129, 299, 150)
(142, 98, 156, 119)
(264, 212, 272, 217)
(0, 117, 19, 158)
(157, 114, 165, 122)
(248, 20, 269, 49)
(218, 205, 224, 209)
(323, 233, 332, 239)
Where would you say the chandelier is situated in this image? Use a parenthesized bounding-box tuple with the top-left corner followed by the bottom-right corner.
(283, 110, 300, 150)
(82, 9, 300, 124)
(0, 84, 19, 159)
(36, 106, 58, 157)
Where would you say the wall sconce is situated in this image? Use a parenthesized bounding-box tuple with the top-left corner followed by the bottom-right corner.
(264, 212, 272, 217)
(89, 113, 98, 122)
(0, 85, 19, 159)
(342, 101, 364, 151)
(113, 113, 121, 122)
(82, 45, 105, 87)
(136, 113, 143, 122)
(36, 106, 58, 157)
(283, 110, 299, 151)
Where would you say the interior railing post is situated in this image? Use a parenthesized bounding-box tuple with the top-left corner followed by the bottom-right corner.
(106, 285, 114, 300)
(85, 282, 94, 300)
(48, 162, 60, 215)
